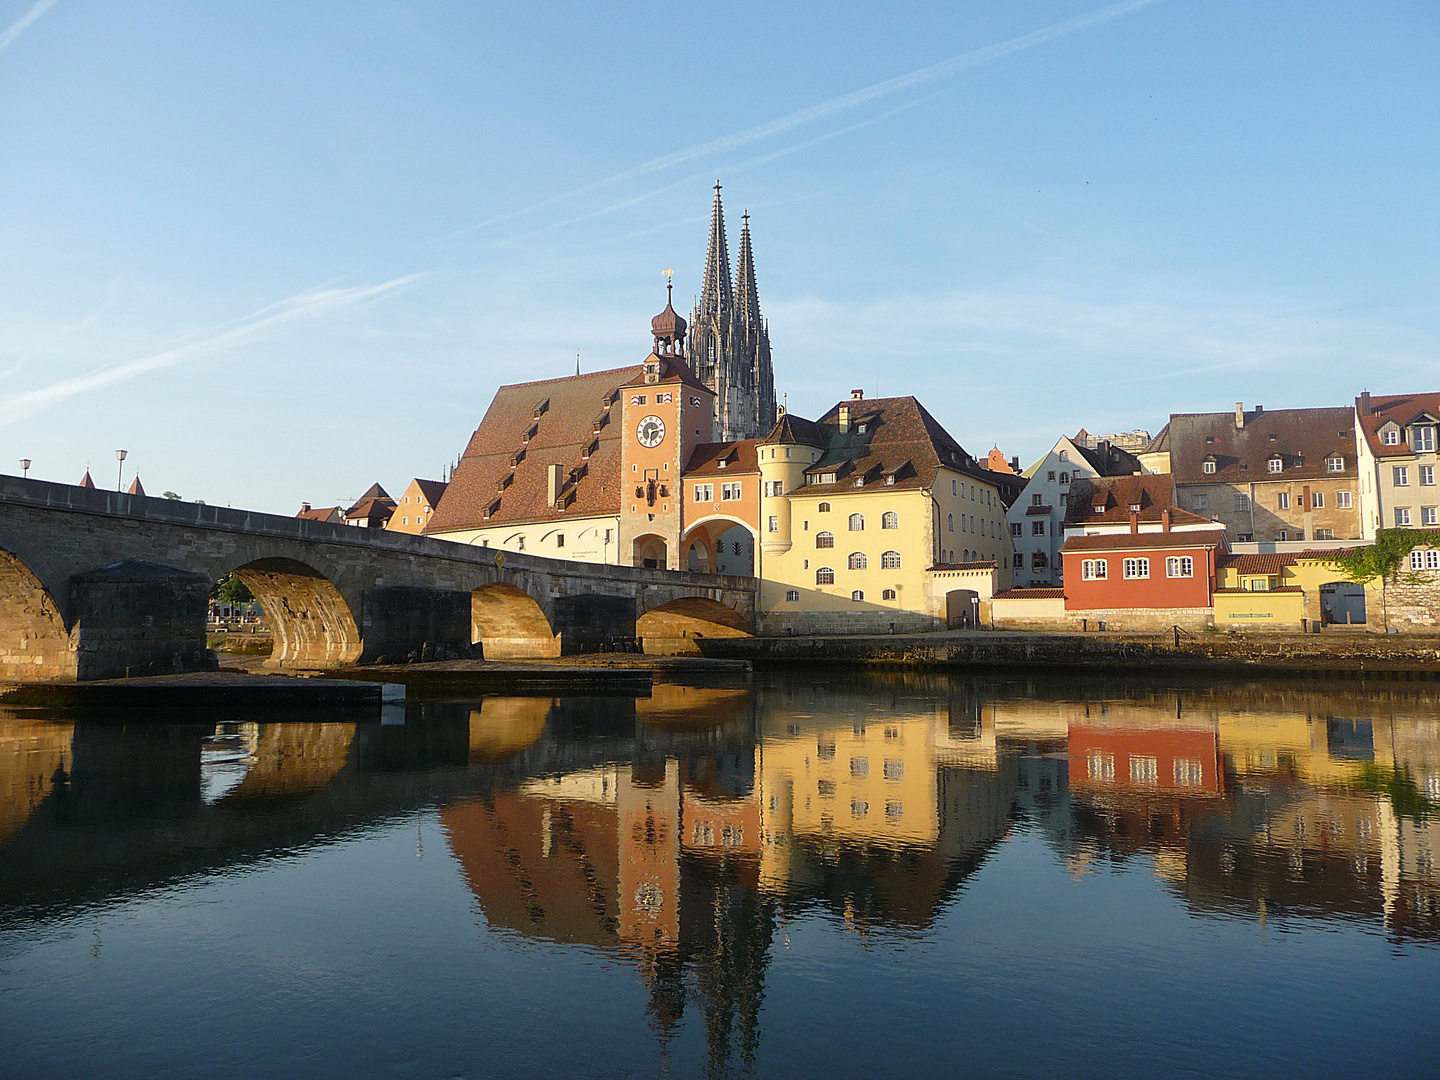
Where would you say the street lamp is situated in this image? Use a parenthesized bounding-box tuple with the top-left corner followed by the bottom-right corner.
(19, 459, 30, 479)
(115, 449, 127, 491)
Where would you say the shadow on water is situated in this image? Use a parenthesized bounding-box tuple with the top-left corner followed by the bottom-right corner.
(2, 669, 1440, 1075)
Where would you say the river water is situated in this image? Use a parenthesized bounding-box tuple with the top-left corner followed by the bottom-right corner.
(1, 671, 1438, 1079)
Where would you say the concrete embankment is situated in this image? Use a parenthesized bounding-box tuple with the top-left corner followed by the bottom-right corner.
(700, 630, 1440, 676)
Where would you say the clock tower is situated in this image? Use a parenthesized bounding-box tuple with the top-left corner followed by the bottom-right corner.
(618, 284, 716, 568)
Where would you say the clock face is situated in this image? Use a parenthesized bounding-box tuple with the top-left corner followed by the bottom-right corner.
(637, 415, 666, 448)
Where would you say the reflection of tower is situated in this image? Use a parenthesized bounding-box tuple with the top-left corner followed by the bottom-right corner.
(689, 183, 776, 442)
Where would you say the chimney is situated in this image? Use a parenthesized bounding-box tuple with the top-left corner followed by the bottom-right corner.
(547, 463, 562, 507)
(838, 404, 851, 434)
(1254, 405, 1263, 416)
(1162, 508, 1171, 532)
(1360, 390, 1371, 417)
(1302, 484, 1311, 511)
(301, 502, 310, 513)
(1011, 456, 1020, 472)
(1235, 402, 1245, 430)
(851, 389, 864, 400)
(1129, 507, 1140, 534)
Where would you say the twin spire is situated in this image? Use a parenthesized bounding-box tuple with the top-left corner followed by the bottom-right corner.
(696, 181, 763, 335)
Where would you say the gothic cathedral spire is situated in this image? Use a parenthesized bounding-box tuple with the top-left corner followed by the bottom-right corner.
(688, 184, 776, 442)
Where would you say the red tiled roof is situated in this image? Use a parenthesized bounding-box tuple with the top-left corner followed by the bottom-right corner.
(1214, 586, 1303, 594)
(684, 440, 761, 477)
(1166, 406, 1357, 482)
(930, 561, 997, 572)
(992, 587, 1065, 599)
(1061, 529, 1226, 553)
(1217, 553, 1295, 575)
(760, 411, 826, 448)
(1356, 393, 1440, 459)
(1063, 474, 1214, 528)
(297, 506, 343, 523)
(345, 483, 392, 517)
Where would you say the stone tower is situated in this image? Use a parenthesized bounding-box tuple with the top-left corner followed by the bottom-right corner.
(688, 183, 776, 442)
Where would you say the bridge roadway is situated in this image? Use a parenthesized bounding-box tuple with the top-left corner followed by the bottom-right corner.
(0, 476, 756, 681)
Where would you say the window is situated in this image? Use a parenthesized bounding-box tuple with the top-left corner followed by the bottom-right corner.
(953, 479, 957, 495)
(816, 567, 834, 584)
(1059, 449, 1068, 462)
(1314, 529, 1334, 540)
(1234, 494, 1250, 511)
(1425, 508, 1439, 527)
(1082, 559, 1107, 580)
(1191, 493, 1209, 510)
(1059, 472, 1069, 484)
(816, 531, 834, 549)
(1010, 522, 1023, 537)
(1048, 471, 1056, 482)
(1430, 550, 1440, 570)
(948, 514, 955, 532)
(1031, 552, 1048, 570)
(721, 482, 741, 500)
(882, 511, 898, 529)
(1032, 493, 1044, 506)
(1174, 759, 1204, 786)
(850, 798, 869, 819)
(1087, 752, 1115, 781)
(850, 757, 869, 778)
(1423, 466, 1436, 486)
(765, 480, 785, 496)
(556, 534, 564, 547)
(694, 483, 713, 502)
(785, 589, 800, 602)
(850, 589, 865, 602)
(1337, 491, 1352, 508)
(1130, 756, 1158, 785)
(1383, 427, 1401, 446)
(882, 588, 897, 600)
(848, 513, 864, 531)
(1413, 426, 1436, 452)
(1246, 576, 1270, 592)
(1396, 508, 1412, 527)
(1277, 492, 1290, 510)
(885, 800, 904, 823)
(1268, 457, 1283, 474)
(848, 552, 868, 570)
(1032, 520, 1046, 536)
(816, 739, 835, 760)
(818, 502, 830, 513)
(1123, 558, 1150, 579)
(1166, 556, 1194, 578)
(1203, 460, 1216, 474)
(1012, 553, 1023, 568)
(883, 759, 904, 782)
(881, 550, 901, 569)
(1327, 456, 1344, 472)
(1394, 466, 1410, 487)
(768, 515, 779, 533)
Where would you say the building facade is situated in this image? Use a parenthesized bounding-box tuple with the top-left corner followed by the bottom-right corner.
(386, 478, 448, 535)
(1146, 403, 1361, 543)
(1354, 391, 1440, 538)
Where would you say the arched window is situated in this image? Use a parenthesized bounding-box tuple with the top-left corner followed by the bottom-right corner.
(848, 513, 864, 531)
(882, 588, 897, 600)
(818, 502, 831, 513)
(851, 590, 865, 602)
(815, 531, 835, 549)
(882, 511, 898, 529)
(848, 552, 868, 570)
(816, 567, 835, 585)
(881, 550, 901, 569)
(948, 514, 954, 532)
(963, 549, 971, 561)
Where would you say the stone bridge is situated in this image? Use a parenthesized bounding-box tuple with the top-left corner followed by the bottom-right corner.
(0, 476, 756, 681)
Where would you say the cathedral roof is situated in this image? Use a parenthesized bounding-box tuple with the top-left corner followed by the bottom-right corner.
(426, 365, 641, 534)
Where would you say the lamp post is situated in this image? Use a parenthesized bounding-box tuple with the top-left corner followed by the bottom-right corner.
(19, 459, 30, 479)
(115, 449, 127, 491)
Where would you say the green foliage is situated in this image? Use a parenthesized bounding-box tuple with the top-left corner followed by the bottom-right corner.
(1354, 763, 1434, 820)
(1323, 528, 1440, 585)
(212, 574, 254, 606)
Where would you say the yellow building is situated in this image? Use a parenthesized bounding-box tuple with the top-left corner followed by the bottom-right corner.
(756, 392, 1018, 634)
(386, 478, 448, 535)
(1213, 550, 1369, 630)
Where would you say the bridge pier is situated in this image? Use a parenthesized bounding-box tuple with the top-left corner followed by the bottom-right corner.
(70, 561, 216, 681)
(552, 594, 637, 655)
(360, 586, 476, 664)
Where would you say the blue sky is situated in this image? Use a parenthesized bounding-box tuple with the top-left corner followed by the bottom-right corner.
(1, 1, 1436, 511)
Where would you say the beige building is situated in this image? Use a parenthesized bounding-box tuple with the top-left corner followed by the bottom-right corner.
(386, 478, 448, 535)
(1143, 404, 1361, 543)
(1354, 390, 1440, 537)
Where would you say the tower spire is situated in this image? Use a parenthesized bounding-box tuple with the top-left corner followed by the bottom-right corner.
(734, 210, 762, 336)
(697, 181, 733, 321)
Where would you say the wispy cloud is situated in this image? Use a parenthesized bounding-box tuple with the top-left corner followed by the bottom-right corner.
(0, 275, 423, 426)
(445, 0, 1162, 240)
(0, 0, 56, 54)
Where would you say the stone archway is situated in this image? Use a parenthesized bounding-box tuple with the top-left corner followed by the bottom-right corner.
(230, 558, 361, 669)
(633, 534, 669, 570)
(471, 583, 560, 659)
(0, 548, 73, 680)
(637, 596, 753, 656)
(681, 517, 755, 577)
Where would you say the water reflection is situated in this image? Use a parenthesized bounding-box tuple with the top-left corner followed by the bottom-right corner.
(1, 675, 1439, 1074)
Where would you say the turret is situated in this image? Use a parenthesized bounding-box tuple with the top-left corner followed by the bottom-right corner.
(758, 407, 824, 555)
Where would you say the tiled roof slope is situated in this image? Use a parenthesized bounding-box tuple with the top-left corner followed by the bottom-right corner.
(1218, 548, 1362, 575)
(1166, 407, 1357, 484)
(685, 439, 760, 477)
(781, 396, 991, 496)
(1356, 392, 1440, 458)
(1064, 474, 1212, 528)
(760, 410, 826, 448)
(345, 484, 392, 517)
(413, 479, 448, 507)
(1141, 424, 1171, 455)
(1071, 440, 1141, 476)
(1061, 529, 1226, 552)
(426, 365, 642, 534)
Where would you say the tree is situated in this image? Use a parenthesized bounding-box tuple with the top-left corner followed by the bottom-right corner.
(213, 574, 254, 607)
(1323, 528, 1440, 632)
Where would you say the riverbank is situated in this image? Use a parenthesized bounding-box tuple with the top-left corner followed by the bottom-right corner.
(699, 629, 1440, 676)
(0, 671, 400, 710)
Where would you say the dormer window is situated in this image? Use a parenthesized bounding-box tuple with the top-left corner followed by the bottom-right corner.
(1268, 433, 1278, 442)
(1205, 436, 1215, 445)
(1268, 456, 1283, 474)
(1412, 425, 1436, 452)
(1202, 458, 1217, 474)
(856, 422, 868, 434)
(1129, 503, 1141, 513)
(854, 476, 864, 487)
(885, 474, 895, 485)
(1383, 426, 1401, 446)
(1327, 456, 1344, 472)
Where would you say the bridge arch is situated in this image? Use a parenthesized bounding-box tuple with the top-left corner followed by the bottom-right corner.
(229, 558, 361, 669)
(471, 583, 560, 659)
(682, 516, 756, 577)
(637, 595, 752, 656)
(0, 547, 74, 680)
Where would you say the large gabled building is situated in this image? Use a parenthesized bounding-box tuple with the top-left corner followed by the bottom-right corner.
(1354, 390, 1440, 538)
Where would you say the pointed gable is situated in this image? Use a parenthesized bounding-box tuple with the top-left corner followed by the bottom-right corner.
(127, 476, 145, 497)
(79, 470, 95, 489)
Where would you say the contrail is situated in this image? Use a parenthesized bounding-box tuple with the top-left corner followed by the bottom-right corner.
(0, 0, 56, 54)
(446, 0, 1161, 239)
(0, 274, 424, 426)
